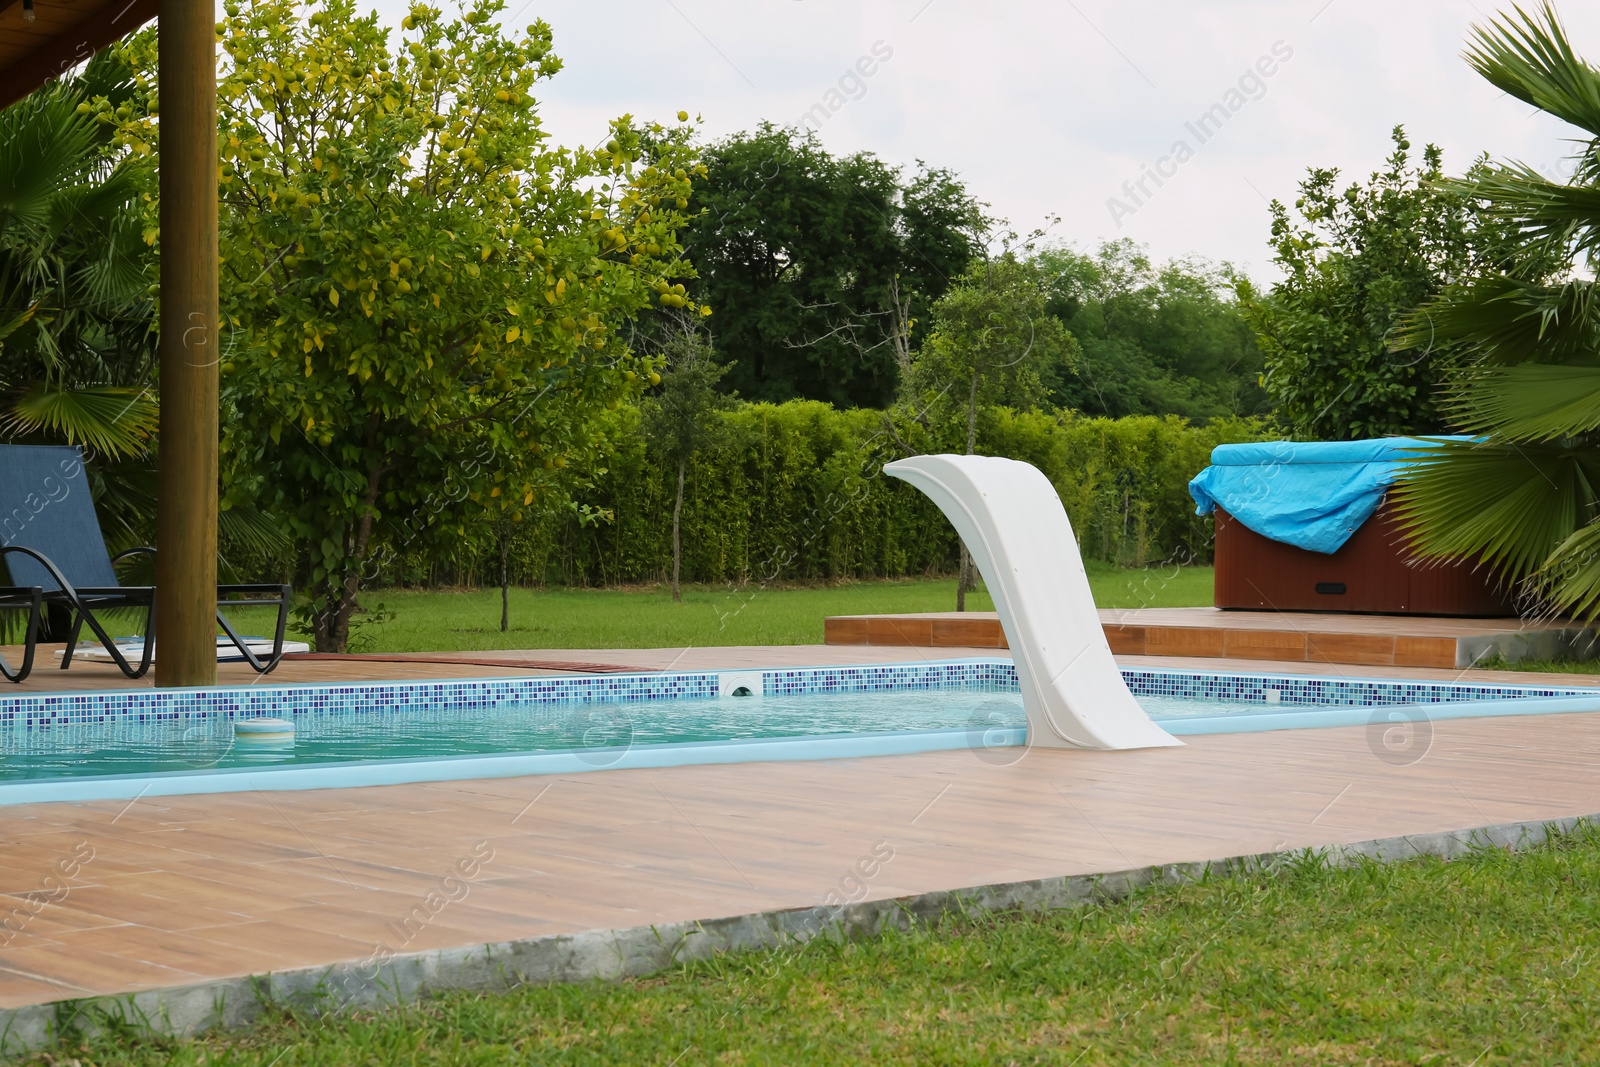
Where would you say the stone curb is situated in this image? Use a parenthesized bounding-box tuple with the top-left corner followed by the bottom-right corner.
(1, 811, 1592, 1057)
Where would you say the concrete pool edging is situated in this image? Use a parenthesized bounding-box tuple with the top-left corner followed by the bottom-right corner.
(2, 810, 1594, 1057)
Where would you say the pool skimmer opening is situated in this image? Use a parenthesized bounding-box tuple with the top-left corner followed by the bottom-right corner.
(718, 671, 763, 699)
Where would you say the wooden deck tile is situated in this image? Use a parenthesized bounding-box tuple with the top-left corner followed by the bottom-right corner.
(1306, 632, 1398, 666)
(866, 616, 934, 646)
(1144, 626, 1228, 658)
(1394, 636, 1458, 668)
(0, 968, 94, 1010)
(1222, 629, 1308, 661)
(1103, 625, 1146, 655)
(0, 940, 207, 994)
(931, 617, 1007, 648)
(823, 617, 870, 645)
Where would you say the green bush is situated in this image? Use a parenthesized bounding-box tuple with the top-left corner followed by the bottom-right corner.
(372, 403, 1273, 588)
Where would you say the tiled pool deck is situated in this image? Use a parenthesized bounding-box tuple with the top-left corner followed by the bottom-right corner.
(3, 644, 1600, 1016)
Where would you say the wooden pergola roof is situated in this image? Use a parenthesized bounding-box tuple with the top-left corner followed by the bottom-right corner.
(0, 0, 158, 109)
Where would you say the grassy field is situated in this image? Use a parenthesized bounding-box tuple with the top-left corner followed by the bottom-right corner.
(26, 824, 1600, 1065)
(222, 564, 1214, 653)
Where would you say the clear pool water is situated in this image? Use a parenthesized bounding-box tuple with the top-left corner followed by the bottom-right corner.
(5, 659, 1598, 803)
(0, 689, 1412, 782)
(2, 690, 1028, 780)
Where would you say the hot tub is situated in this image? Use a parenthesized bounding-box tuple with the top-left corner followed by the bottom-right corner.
(1191, 438, 1515, 616)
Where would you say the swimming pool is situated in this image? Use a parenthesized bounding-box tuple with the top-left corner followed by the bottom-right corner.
(3, 660, 1596, 804)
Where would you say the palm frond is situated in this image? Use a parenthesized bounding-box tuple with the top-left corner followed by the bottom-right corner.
(85, 454, 155, 553)
(3, 383, 157, 458)
(1453, 163, 1600, 263)
(73, 210, 153, 312)
(220, 503, 293, 559)
(1466, 2, 1600, 137)
(0, 95, 99, 238)
(0, 302, 36, 343)
(1444, 364, 1600, 440)
(1535, 520, 1600, 621)
(1395, 276, 1600, 366)
(1392, 437, 1600, 579)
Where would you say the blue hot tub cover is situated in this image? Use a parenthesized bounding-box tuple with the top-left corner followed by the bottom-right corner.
(1187, 437, 1466, 555)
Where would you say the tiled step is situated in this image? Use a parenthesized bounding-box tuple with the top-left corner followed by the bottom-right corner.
(823, 609, 1600, 670)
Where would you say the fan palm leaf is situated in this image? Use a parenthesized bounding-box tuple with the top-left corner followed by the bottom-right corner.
(1466, 2, 1600, 137)
(0, 50, 156, 389)
(1394, 439, 1600, 580)
(0, 302, 35, 343)
(2, 383, 157, 459)
(1396, 275, 1600, 365)
(0, 95, 97, 239)
(1442, 364, 1600, 440)
(1536, 522, 1600, 619)
(1454, 164, 1600, 266)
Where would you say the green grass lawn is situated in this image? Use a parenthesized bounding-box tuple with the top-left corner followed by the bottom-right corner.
(1476, 655, 1600, 676)
(29, 824, 1600, 1065)
(220, 564, 1213, 654)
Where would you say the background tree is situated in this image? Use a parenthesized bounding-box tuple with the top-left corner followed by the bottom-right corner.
(1393, 3, 1600, 619)
(679, 123, 987, 407)
(121, 0, 701, 651)
(1239, 125, 1544, 440)
(480, 461, 610, 632)
(641, 316, 734, 601)
(906, 254, 1075, 608)
(1034, 240, 1267, 421)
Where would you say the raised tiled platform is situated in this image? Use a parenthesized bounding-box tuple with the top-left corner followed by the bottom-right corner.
(824, 608, 1600, 669)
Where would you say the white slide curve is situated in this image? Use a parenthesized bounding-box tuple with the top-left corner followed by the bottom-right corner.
(884, 454, 1182, 751)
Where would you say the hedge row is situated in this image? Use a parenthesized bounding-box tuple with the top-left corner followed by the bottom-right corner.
(375, 403, 1274, 588)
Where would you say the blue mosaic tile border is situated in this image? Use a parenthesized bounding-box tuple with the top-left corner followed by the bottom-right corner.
(0, 673, 721, 736)
(758, 661, 1597, 708)
(1, 660, 1593, 744)
(763, 661, 1011, 697)
(1119, 667, 1596, 707)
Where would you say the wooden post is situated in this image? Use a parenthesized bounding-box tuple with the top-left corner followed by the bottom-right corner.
(153, 0, 218, 687)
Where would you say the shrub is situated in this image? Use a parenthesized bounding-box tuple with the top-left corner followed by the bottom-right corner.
(371, 403, 1273, 588)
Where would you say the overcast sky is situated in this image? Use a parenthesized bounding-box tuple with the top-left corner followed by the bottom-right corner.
(374, 0, 1600, 283)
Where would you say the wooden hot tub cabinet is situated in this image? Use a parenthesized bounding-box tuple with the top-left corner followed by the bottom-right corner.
(1213, 500, 1516, 616)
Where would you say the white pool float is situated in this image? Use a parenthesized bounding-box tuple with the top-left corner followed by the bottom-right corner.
(884, 454, 1181, 751)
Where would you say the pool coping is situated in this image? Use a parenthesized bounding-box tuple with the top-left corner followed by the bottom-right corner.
(2, 810, 1590, 1057)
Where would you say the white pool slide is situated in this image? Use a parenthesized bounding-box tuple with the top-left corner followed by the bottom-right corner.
(884, 454, 1182, 751)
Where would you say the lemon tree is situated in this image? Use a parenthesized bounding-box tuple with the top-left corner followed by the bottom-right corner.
(122, 0, 701, 650)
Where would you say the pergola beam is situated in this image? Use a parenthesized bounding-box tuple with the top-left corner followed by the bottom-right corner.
(0, 0, 160, 110)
